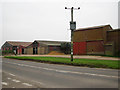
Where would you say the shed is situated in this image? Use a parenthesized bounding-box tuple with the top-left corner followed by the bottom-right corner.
(26, 40, 68, 55)
(2, 41, 32, 55)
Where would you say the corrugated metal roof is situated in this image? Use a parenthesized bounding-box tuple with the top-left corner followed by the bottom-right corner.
(35, 40, 69, 46)
(7, 41, 32, 47)
(75, 25, 112, 32)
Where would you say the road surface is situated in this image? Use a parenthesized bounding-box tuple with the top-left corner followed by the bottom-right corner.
(2, 57, 119, 88)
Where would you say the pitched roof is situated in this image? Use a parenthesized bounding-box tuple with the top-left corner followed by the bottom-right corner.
(35, 40, 69, 46)
(107, 28, 120, 32)
(7, 41, 32, 47)
(75, 25, 112, 32)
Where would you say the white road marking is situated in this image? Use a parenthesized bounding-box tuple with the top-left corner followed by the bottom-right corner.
(9, 73, 15, 76)
(43, 68, 54, 71)
(2, 82, 8, 85)
(31, 80, 44, 85)
(12, 87, 15, 88)
(3, 71, 44, 86)
(4, 61, 118, 78)
(7, 77, 11, 80)
(12, 79, 21, 83)
(67, 71, 118, 78)
(17, 58, 120, 71)
(22, 83, 32, 86)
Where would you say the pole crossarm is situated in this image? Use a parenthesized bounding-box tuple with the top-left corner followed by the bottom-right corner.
(65, 7, 80, 10)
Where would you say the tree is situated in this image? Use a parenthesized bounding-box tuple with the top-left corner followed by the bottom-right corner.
(61, 42, 71, 54)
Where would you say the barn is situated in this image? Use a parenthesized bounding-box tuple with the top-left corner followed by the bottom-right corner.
(73, 25, 113, 55)
(26, 40, 67, 55)
(1, 41, 32, 55)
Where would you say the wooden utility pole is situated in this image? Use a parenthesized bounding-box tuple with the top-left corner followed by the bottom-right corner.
(65, 7, 80, 61)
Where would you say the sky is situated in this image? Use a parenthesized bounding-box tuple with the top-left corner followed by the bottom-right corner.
(0, 0, 119, 48)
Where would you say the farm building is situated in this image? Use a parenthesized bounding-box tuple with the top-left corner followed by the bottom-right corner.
(26, 40, 68, 55)
(105, 29, 120, 56)
(1, 25, 119, 56)
(73, 25, 113, 55)
(1, 41, 32, 55)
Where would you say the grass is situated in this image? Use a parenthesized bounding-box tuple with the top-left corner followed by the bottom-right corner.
(4, 56, 120, 69)
(86, 54, 120, 58)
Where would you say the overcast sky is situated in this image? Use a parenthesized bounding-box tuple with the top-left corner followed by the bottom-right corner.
(0, 0, 119, 48)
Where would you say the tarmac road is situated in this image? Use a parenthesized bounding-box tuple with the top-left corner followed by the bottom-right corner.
(2, 57, 119, 88)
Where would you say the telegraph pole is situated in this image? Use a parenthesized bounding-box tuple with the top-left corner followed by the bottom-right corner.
(65, 7, 80, 61)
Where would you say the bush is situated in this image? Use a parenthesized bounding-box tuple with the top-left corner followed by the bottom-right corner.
(61, 42, 71, 54)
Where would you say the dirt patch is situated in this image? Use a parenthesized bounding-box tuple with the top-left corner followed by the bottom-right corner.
(48, 51, 65, 55)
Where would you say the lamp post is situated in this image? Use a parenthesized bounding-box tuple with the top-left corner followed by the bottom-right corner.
(65, 7, 80, 61)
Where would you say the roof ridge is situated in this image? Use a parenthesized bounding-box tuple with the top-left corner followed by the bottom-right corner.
(6, 41, 32, 47)
(7, 41, 32, 43)
(35, 40, 69, 43)
(75, 24, 112, 31)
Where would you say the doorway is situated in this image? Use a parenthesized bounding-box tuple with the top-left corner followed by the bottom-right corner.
(22, 48, 24, 54)
(33, 47, 38, 54)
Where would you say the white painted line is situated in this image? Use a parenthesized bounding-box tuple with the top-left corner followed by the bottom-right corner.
(31, 80, 44, 85)
(2, 82, 8, 85)
(5, 61, 119, 78)
(12, 79, 21, 83)
(22, 83, 32, 86)
(12, 59, 120, 71)
(9, 73, 15, 76)
(55, 70, 69, 73)
(43, 68, 54, 71)
(12, 87, 15, 88)
(68, 71, 118, 78)
(7, 77, 11, 80)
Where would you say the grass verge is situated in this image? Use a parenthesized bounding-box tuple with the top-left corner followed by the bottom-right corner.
(4, 56, 120, 69)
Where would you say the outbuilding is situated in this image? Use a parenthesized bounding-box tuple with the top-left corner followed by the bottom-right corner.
(2, 41, 32, 55)
(26, 40, 67, 55)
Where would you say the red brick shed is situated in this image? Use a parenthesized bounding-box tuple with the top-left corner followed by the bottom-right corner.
(2, 41, 32, 55)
